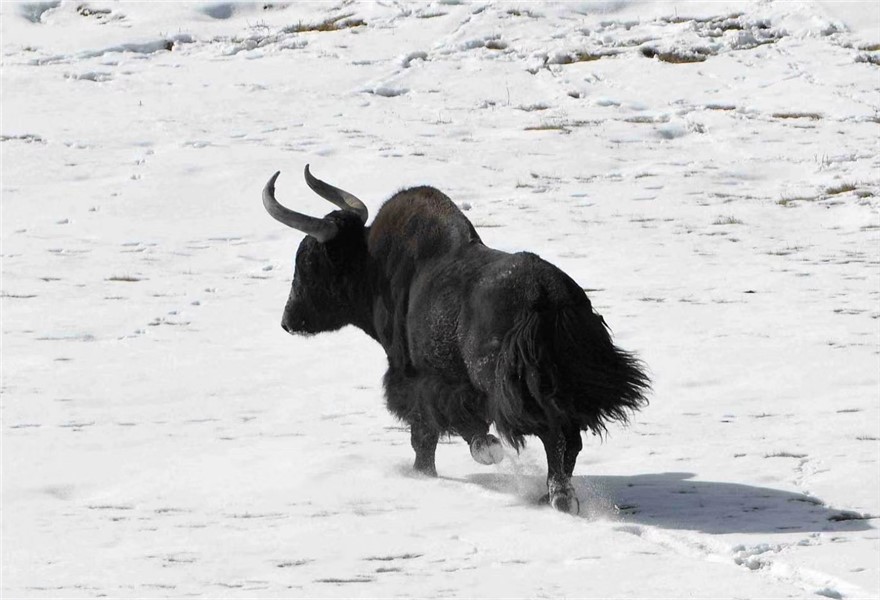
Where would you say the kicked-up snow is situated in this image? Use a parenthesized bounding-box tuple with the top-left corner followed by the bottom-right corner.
(2, 1, 878, 597)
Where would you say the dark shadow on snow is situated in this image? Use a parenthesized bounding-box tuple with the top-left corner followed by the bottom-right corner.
(463, 471, 875, 535)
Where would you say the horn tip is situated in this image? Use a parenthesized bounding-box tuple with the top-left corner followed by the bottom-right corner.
(263, 171, 281, 198)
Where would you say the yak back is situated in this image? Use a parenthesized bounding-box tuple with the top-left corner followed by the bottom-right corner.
(367, 186, 480, 365)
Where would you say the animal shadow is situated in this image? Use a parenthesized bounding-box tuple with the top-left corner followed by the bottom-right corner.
(465, 471, 874, 535)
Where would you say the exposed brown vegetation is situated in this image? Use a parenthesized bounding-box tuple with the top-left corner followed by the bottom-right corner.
(641, 47, 708, 63)
(552, 50, 619, 64)
(284, 13, 365, 34)
(825, 183, 857, 196)
(506, 8, 542, 18)
(772, 112, 822, 120)
(485, 40, 508, 50)
(524, 124, 570, 133)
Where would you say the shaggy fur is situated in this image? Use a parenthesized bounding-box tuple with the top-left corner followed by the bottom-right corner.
(492, 305, 649, 449)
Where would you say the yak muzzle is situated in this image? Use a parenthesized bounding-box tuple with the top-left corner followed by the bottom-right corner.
(281, 312, 297, 334)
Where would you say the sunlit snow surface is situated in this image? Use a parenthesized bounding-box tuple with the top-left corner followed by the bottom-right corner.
(2, 1, 878, 597)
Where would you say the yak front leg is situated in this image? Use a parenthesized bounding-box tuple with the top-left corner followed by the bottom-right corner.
(410, 415, 439, 477)
(539, 428, 580, 514)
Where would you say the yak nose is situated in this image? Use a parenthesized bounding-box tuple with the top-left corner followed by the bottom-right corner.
(281, 321, 290, 333)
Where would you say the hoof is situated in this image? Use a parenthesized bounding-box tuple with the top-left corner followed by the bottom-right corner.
(547, 483, 580, 515)
(470, 434, 505, 465)
(413, 461, 437, 477)
(550, 492, 580, 515)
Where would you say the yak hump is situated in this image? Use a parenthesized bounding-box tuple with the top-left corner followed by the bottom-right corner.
(368, 187, 481, 272)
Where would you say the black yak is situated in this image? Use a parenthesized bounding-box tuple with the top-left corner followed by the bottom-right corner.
(263, 166, 649, 513)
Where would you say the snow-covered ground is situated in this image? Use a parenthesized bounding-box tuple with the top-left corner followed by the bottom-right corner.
(2, 1, 878, 597)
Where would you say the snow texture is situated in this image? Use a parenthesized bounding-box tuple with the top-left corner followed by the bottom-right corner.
(2, 0, 878, 597)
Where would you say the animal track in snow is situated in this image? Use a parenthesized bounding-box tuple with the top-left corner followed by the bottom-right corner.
(18, 1, 60, 23)
(29, 34, 195, 66)
(64, 71, 112, 82)
(613, 523, 871, 598)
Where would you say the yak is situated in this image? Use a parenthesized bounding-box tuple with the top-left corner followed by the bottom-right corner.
(262, 166, 649, 513)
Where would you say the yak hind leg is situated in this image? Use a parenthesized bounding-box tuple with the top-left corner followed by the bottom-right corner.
(455, 419, 504, 466)
(410, 415, 439, 477)
(467, 431, 505, 466)
(539, 427, 580, 514)
(564, 425, 583, 478)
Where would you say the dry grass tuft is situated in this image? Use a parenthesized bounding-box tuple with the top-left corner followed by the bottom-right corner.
(506, 8, 542, 18)
(825, 183, 858, 196)
(713, 215, 744, 225)
(284, 14, 365, 34)
(552, 50, 619, 64)
(641, 47, 708, 63)
(764, 451, 807, 459)
(524, 124, 569, 133)
(772, 112, 822, 120)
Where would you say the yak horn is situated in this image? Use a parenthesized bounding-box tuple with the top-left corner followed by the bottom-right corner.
(304, 164, 369, 224)
(262, 171, 339, 243)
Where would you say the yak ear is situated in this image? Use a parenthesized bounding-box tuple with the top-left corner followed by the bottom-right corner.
(262, 171, 340, 242)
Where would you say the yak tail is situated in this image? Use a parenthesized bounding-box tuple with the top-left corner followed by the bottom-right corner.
(492, 304, 650, 449)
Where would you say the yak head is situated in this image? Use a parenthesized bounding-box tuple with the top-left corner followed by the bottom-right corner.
(262, 166, 370, 336)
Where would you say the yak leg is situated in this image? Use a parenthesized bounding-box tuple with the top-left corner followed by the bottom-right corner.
(539, 428, 580, 514)
(563, 425, 583, 478)
(458, 423, 504, 466)
(410, 415, 439, 477)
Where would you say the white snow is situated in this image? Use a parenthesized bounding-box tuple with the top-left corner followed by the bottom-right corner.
(2, 0, 878, 597)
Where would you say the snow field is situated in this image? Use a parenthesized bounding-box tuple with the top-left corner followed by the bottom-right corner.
(2, 1, 878, 597)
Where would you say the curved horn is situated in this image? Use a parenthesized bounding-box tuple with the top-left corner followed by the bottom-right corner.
(304, 164, 369, 224)
(262, 171, 339, 242)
